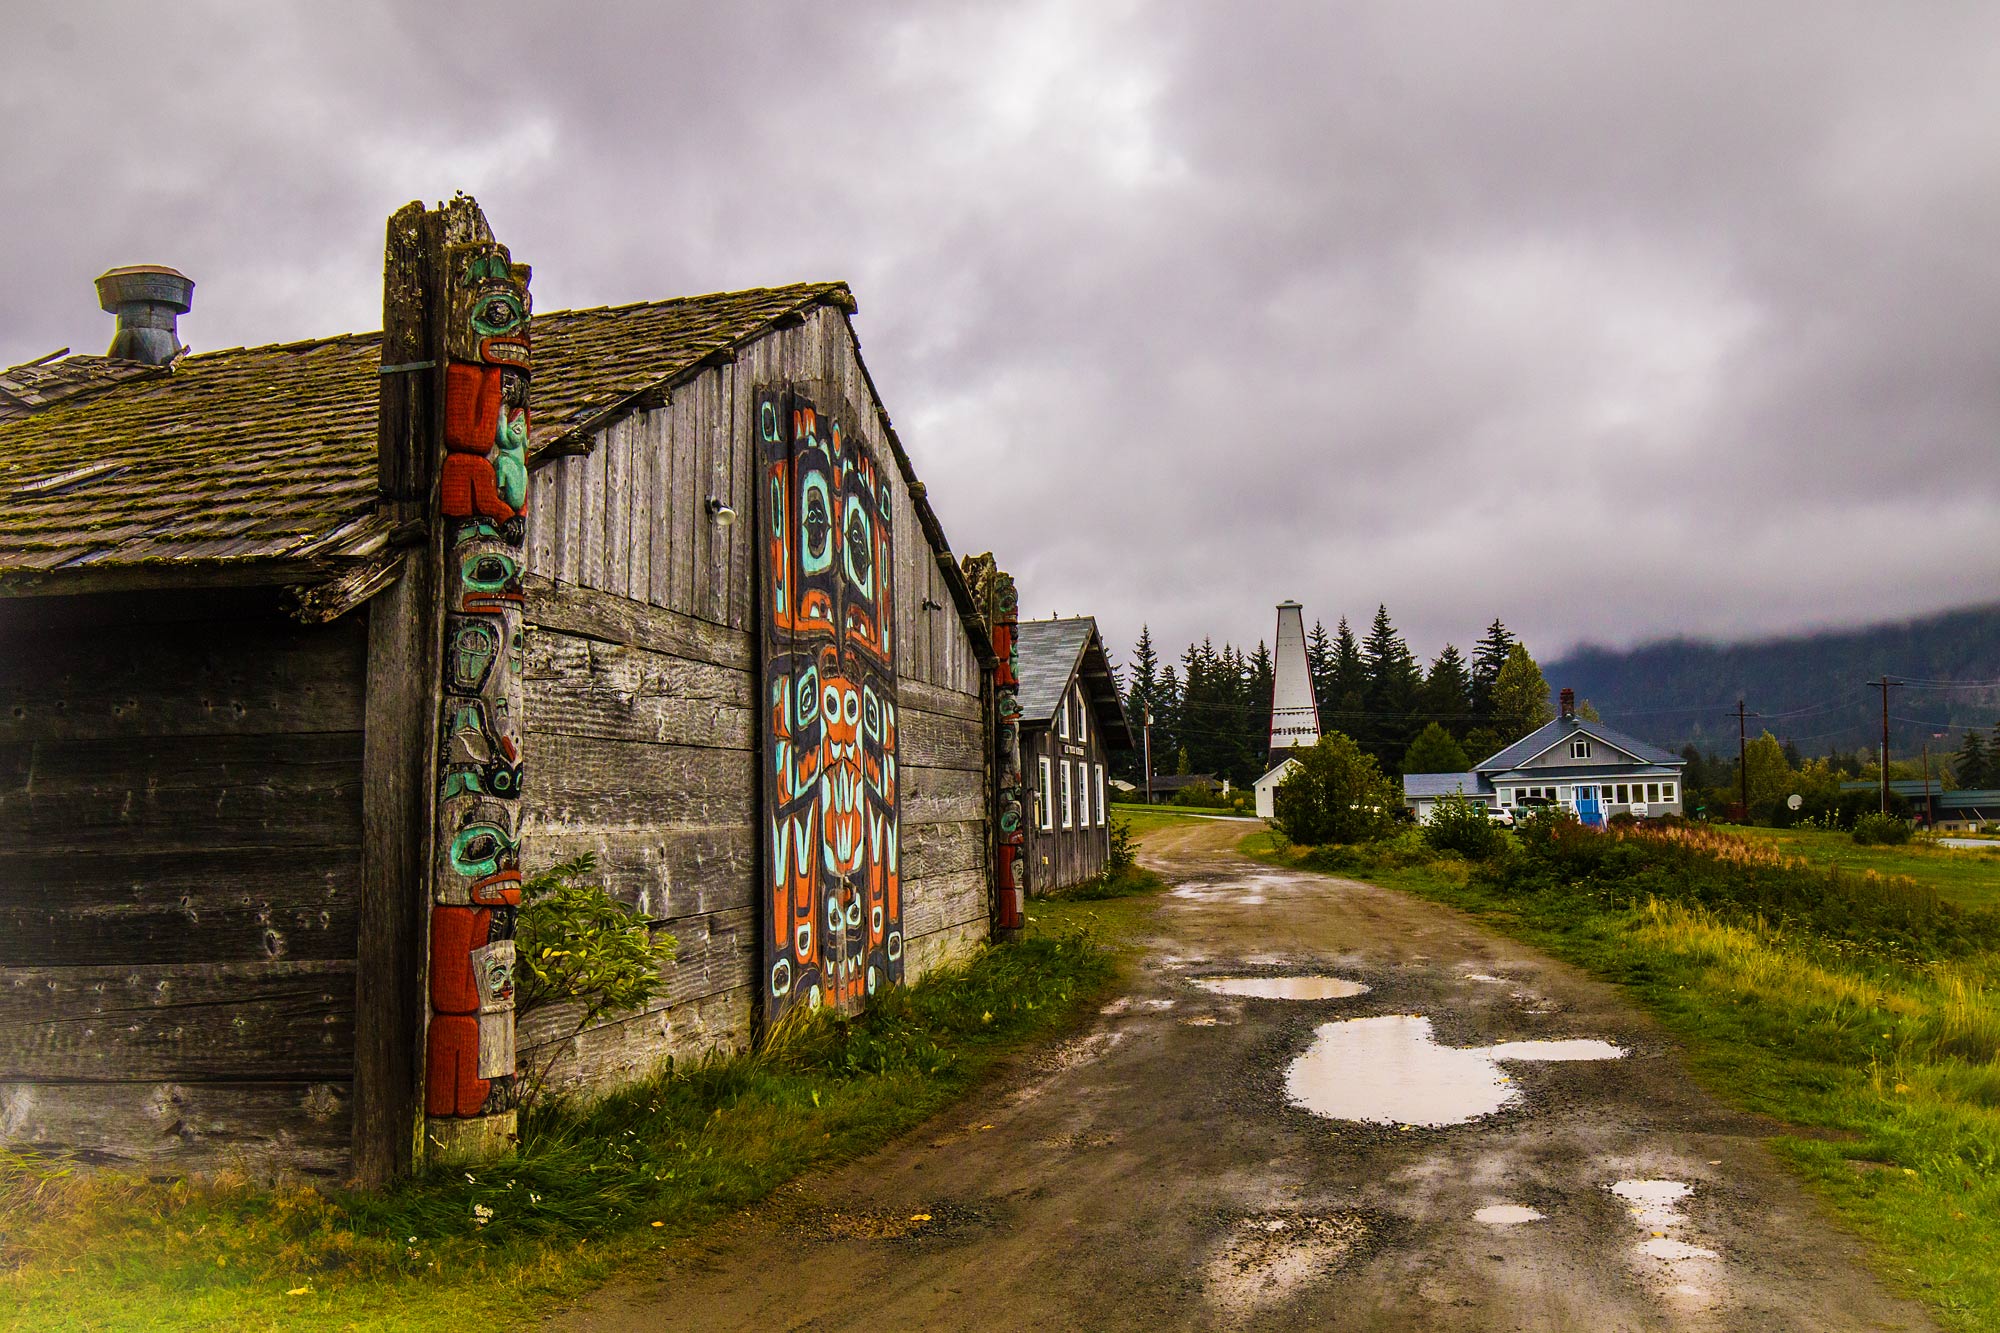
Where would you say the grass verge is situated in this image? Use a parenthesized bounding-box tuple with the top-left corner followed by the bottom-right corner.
(0, 923, 1115, 1332)
(1728, 823, 2000, 912)
(1242, 822, 2000, 1330)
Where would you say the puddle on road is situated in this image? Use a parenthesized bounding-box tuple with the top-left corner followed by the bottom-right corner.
(1463, 973, 1509, 984)
(1204, 1212, 1370, 1315)
(1195, 976, 1371, 1001)
(1610, 1179, 1723, 1308)
(1610, 1179, 1692, 1230)
(1474, 1204, 1545, 1225)
(1285, 1015, 1625, 1126)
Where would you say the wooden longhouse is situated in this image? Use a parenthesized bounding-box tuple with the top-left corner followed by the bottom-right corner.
(1012, 617, 1133, 891)
(0, 198, 999, 1183)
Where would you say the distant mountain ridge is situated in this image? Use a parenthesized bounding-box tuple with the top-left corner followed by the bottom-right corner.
(1545, 604, 2000, 758)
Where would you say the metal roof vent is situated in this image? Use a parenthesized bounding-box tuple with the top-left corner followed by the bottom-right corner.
(95, 265, 194, 365)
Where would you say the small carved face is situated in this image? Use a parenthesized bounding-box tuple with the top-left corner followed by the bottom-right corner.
(450, 246, 531, 368)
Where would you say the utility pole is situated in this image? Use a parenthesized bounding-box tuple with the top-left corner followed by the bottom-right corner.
(1735, 698, 1759, 822)
(1141, 691, 1154, 807)
(1867, 677, 1903, 814)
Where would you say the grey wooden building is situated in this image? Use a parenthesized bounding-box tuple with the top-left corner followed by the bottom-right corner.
(1014, 617, 1133, 891)
(0, 199, 997, 1182)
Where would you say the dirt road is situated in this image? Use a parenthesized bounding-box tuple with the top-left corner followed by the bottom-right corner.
(555, 822, 1934, 1332)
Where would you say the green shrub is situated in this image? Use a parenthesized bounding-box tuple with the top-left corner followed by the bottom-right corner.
(1423, 790, 1505, 859)
(1271, 732, 1398, 846)
(1853, 812, 1913, 846)
(1106, 815, 1138, 872)
(515, 854, 679, 1101)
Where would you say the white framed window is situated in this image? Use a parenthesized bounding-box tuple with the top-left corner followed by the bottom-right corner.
(1057, 699, 1069, 740)
(1646, 782, 1661, 802)
(1663, 782, 1677, 802)
(1038, 756, 1054, 831)
(1076, 691, 1088, 744)
(1060, 761, 1074, 828)
(1570, 740, 1591, 759)
(1095, 764, 1107, 825)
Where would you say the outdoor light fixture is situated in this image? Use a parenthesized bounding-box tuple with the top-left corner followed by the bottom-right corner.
(706, 496, 735, 527)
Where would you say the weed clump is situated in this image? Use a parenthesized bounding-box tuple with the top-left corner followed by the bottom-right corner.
(1853, 813, 1914, 847)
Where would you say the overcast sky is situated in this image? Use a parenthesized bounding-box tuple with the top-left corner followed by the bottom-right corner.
(7, 3, 1999, 672)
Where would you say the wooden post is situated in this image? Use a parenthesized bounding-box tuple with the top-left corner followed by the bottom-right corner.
(964, 554, 1025, 940)
(356, 196, 531, 1174)
(352, 203, 444, 1184)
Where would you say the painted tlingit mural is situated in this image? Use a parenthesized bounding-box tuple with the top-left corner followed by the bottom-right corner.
(756, 389, 902, 1022)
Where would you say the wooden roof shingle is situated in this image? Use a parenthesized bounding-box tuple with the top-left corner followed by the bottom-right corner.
(0, 282, 854, 582)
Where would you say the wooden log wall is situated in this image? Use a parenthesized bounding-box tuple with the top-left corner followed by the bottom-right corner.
(518, 306, 987, 1096)
(0, 592, 366, 1177)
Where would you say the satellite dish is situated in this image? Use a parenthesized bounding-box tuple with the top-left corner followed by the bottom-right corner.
(1787, 794, 1803, 811)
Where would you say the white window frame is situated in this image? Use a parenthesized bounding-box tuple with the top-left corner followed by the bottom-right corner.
(1095, 763, 1106, 826)
(1038, 756, 1054, 831)
(1663, 782, 1677, 803)
(1076, 691, 1087, 744)
(1057, 699, 1069, 740)
(1060, 760, 1074, 829)
(1571, 740, 1591, 759)
(1646, 782, 1661, 802)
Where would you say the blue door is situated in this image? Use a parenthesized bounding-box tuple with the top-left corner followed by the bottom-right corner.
(1576, 786, 1605, 827)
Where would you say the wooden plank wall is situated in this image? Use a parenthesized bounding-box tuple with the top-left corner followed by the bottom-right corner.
(518, 306, 988, 1097)
(0, 594, 366, 1177)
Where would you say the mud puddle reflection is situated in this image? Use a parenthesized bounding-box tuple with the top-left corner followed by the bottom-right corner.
(1286, 1015, 1624, 1125)
(1195, 976, 1371, 1001)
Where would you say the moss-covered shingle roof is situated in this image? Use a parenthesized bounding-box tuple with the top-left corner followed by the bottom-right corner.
(0, 282, 853, 579)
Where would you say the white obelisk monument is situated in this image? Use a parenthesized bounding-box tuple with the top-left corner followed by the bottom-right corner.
(1268, 600, 1321, 758)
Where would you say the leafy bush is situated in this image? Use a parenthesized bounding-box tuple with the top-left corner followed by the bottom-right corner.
(515, 854, 679, 1101)
(1423, 790, 1505, 859)
(1106, 815, 1137, 871)
(1169, 785, 1230, 809)
(1853, 812, 1913, 846)
(1271, 732, 1397, 846)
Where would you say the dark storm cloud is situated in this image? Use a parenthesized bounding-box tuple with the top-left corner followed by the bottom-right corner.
(7, 3, 1999, 671)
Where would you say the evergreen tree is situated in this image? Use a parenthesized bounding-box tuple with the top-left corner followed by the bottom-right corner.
(1577, 698, 1602, 722)
(1361, 605, 1422, 771)
(1955, 729, 1989, 790)
(1306, 620, 1334, 717)
(1462, 727, 1503, 766)
(1248, 640, 1275, 753)
(1402, 722, 1472, 775)
(1121, 627, 1162, 783)
(1336, 612, 1368, 728)
(1680, 744, 1708, 792)
(1491, 642, 1553, 742)
(1419, 645, 1472, 733)
(1470, 619, 1516, 720)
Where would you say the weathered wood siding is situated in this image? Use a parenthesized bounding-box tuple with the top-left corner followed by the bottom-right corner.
(0, 593, 365, 1177)
(518, 307, 988, 1096)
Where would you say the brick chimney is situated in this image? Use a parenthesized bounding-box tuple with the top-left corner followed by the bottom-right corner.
(1559, 687, 1575, 720)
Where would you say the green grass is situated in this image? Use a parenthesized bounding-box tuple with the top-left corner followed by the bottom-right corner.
(1109, 803, 1248, 837)
(1729, 824, 2000, 911)
(1040, 862, 1167, 902)
(1243, 825, 2000, 1329)
(0, 922, 1116, 1332)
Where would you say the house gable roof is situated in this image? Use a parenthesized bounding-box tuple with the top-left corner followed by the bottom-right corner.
(1473, 715, 1682, 773)
(1014, 616, 1135, 749)
(0, 282, 853, 585)
(1402, 771, 1492, 799)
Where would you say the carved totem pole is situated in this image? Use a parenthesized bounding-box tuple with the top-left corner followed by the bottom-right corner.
(964, 554, 1026, 935)
(426, 222, 532, 1154)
